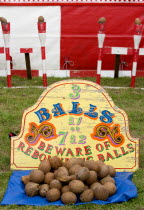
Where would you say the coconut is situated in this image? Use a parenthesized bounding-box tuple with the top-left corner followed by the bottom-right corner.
(30, 169, 44, 183)
(65, 157, 79, 169)
(38, 16, 44, 23)
(104, 182, 117, 196)
(76, 158, 84, 166)
(46, 188, 61, 202)
(0, 17, 7, 24)
(69, 180, 85, 194)
(83, 160, 99, 172)
(38, 160, 51, 174)
(62, 160, 68, 168)
(44, 172, 54, 184)
(25, 182, 39, 197)
(80, 189, 94, 202)
(54, 166, 69, 178)
(98, 165, 109, 179)
(85, 171, 98, 185)
(39, 184, 49, 197)
(61, 185, 71, 194)
(135, 18, 141, 25)
(90, 182, 102, 192)
(21, 175, 30, 185)
(95, 160, 105, 167)
(69, 164, 82, 175)
(76, 167, 90, 181)
(50, 179, 62, 190)
(56, 175, 76, 183)
(53, 169, 58, 177)
(84, 184, 89, 190)
(49, 156, 62, 169)
(94, 185, 109, 201)
(107, 165, 116, 177)
(100, 176, 115, 185)
(61, 192, 77, 204)
(98, 17, 106, 24)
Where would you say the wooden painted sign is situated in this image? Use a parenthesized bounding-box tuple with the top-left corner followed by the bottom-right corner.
(11, 79, 139, 171)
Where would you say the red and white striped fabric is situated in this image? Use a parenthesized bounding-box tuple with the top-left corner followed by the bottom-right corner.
(0, 5, 144, 79)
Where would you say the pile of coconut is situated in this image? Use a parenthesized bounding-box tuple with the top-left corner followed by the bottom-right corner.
(21, 156, 117, 204)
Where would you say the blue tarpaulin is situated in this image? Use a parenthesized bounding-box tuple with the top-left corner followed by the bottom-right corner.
(0, 171, 137, 206)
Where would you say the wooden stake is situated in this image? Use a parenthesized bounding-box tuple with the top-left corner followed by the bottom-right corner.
(25, 53, 32, 79)
(114, 54, 120, 78)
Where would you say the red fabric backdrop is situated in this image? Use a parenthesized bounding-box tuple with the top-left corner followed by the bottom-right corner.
(61, 5, 144, 75)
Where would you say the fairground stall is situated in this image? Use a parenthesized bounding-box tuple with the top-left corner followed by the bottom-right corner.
(0, 0, 144, 87)
(0, 1, 142, 205)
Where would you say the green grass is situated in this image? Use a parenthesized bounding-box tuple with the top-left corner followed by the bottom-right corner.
(0, 76, 144, 209)
(0, 76, 144, 88)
